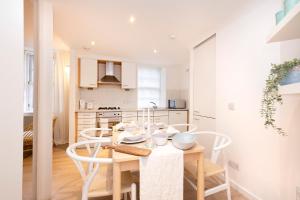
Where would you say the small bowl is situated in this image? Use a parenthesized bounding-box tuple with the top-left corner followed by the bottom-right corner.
(152, 133, 168, 146)
(172, 133, 196, 150)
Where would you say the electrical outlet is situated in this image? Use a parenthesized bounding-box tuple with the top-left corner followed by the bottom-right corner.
(228, 102, 235, 111)
(228, 160, 239, 171)
(296, 186, 300, 200)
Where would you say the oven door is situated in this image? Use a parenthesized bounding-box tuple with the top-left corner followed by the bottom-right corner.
(98, 117, 121, 136)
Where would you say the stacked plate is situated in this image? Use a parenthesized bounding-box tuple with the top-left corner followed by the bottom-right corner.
(119, 132, 147, 144)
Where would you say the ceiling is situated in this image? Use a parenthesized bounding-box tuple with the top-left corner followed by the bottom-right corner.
(53, 0, 256, 65)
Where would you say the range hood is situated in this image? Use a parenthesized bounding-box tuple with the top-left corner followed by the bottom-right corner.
(100, 61, 120, 83)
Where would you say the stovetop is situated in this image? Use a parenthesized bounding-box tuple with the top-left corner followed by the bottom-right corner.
(98, 106, 121, 110)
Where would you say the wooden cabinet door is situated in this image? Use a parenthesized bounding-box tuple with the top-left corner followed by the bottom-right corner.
(168, 111, 188, 132)
(192, 36, 216, 118)
(193, 115, 215, 131)
(80, 58, 98, 88)
(153, 116, 169, 124)
(122, 62, 137, 89)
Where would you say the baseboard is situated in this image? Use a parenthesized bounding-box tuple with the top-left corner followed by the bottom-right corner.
(230, 179, 262, 200)
(54, 140, 68, 145)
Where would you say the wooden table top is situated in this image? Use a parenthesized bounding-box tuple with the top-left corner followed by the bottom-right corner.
(112, 131, 205, 163)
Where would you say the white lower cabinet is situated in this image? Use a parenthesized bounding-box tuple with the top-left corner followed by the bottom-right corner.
(77, 112, 96, 141)
(153, 111, 168, 124)
(122, 117, 138, 123)
(193, 115, 216, 131)
(153, 115, 169, 124)
(122, 111, 138, 123)
(75, 110, 188, 141)
(168, 111, 188, 132)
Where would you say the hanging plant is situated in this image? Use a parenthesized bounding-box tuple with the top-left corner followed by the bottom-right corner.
(261, 58, 300, 136)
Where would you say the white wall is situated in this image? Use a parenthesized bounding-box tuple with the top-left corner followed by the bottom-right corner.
(216, 0, 286, 199)
(166, 64, 189, 102)
(24, 0, 33, 48)
(278, 39, 300, 200)
(0, 0, 24, 199)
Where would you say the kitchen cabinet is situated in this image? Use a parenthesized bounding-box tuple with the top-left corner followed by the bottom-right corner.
(193, 115, 215, 131)
(192, 36, 216, 117)
(121, 62, 137, 89)
(122, 111, 137, 123)
(153, 115, 169, 124)
(168, 111, 188, 132)
(137, 110, 153, 124)
(76, 112, 97, 141)
(153, 110, 169, 124)
(79, 58, 98, 88)
(191, 35, 216, 130)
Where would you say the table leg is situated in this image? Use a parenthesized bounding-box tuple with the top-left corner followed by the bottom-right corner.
(113, 162, 121, 200)
(197, 152, 205, 200)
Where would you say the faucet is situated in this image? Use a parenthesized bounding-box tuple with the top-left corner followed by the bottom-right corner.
(149, 102, 158, 109)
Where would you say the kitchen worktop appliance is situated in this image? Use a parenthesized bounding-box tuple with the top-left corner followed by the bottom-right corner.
(97, 107, 122, 136)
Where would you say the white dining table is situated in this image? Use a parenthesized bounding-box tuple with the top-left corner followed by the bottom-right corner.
(111, 131, 205, 200)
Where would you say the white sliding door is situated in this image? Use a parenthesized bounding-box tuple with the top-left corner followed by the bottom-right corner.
(191, 35, 216, 131)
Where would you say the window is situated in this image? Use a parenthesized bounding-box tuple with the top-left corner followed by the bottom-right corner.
(24, 49, 34, 113)
(138, 66, 166, 108)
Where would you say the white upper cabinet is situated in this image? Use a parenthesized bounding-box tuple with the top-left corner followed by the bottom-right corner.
(122, 62, 137, 89)
(79, 58, 98, 88)
(192, 35, 216, 118)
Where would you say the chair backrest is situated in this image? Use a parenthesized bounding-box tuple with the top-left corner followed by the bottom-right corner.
(168, 124, 198, 133)
(66, 140, 112, 181)
(191, 131, 232, 163)
(80, 128, 112, 144)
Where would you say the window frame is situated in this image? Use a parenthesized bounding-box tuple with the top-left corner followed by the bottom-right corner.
(137, 66, 166, 108)
(24, 48, 34, 113)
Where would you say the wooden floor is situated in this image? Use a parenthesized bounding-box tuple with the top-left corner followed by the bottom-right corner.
(23, 145, 248, 200)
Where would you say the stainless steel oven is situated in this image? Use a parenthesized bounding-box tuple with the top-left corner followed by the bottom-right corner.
(96, 111, 121, 136)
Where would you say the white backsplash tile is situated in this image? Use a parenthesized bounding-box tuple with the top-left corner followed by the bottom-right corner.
(79, 87, 188, 109)
(79, 86, 137, 109)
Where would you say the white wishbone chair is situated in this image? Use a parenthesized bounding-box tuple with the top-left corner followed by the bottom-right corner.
(66, 140, 136, 200)
(184, 131, 232, 200)
(168, 123, 198, 133)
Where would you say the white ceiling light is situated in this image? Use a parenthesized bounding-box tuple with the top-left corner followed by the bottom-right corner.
(91, 41, 95, 46)
(129, 15, 135, 24)
(169, 34, 176, 40)
(153, 49, 158, 54)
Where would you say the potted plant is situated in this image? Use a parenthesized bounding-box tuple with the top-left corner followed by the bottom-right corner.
(261, 58, 300, 135)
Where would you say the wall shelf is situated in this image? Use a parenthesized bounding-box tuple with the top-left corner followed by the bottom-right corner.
(279, 82, 300, 95)
(267, 3, 300, 43)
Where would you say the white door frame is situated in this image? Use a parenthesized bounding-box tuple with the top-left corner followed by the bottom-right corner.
(32, 0, 54, 199)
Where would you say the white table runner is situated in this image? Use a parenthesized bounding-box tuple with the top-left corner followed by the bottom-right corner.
(139, 143, 183, 200)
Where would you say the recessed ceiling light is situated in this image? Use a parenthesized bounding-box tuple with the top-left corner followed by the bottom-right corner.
(129, 15, 135, 24)
(91, 41, 95, 46)
(169, 34, 176, 40)
(153, 49, 158, 54)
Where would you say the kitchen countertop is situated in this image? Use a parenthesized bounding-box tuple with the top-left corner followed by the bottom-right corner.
(76, 108, 189, 113)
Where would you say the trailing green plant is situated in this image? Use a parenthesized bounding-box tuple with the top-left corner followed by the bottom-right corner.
(261, 58, 300, 136)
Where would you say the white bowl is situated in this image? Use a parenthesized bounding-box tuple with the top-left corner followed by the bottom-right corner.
(124, 134, 144, 141)
(152, 133, 168, 146)
(172, 133, 196, 150)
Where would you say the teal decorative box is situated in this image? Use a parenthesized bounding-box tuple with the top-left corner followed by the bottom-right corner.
(284, 0, 300, 14)
(275, 10, 285, 24)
